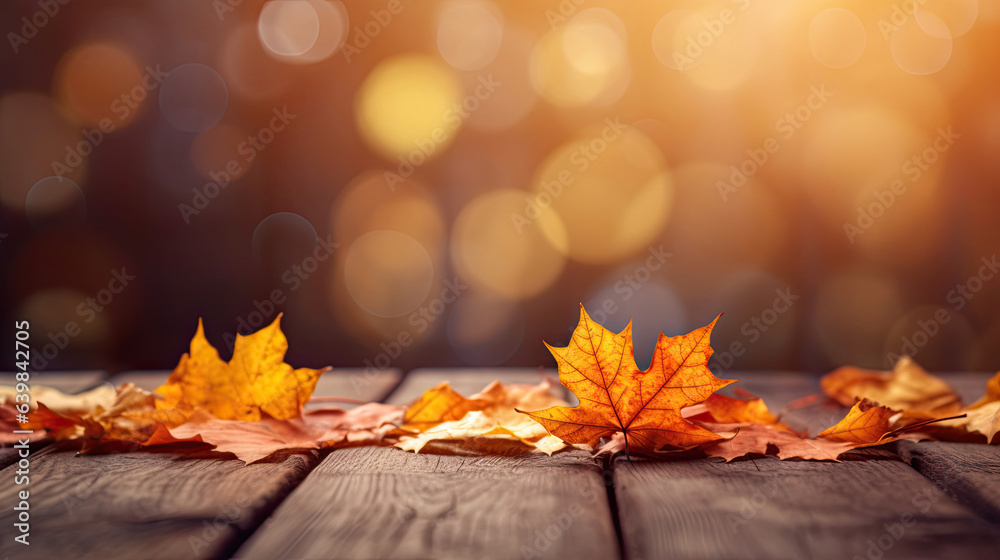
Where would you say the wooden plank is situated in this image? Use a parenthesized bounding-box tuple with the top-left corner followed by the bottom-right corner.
(109, 368, 403, 409)
(895, 441, 1000, 525)
(236, 446, 617, 560)
(611, 371, 1000, 559)
(615, 455, 1000, 560)
(0, 446, 317, 559)
(0, 370, 394, 560)
(235, 369, 618, 560)
(0, 441, 45, 470)
(736, 373, 1000, 529)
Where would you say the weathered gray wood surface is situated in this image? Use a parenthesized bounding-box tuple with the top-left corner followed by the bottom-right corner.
(235, 370, 618, 560)
(0, 442, 45, 470)
(0, 445, 316, 560)
(615, 455, 1000, 560)
(895, 441, 1000, 525)
(613, 371, 1000, 560)
(0, 370, 393, 560)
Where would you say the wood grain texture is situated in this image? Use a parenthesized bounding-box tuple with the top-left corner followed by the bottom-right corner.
(614, 455, 1000, 560)
(0, 445, 317, 560)
(236, 369, 615, 560)
(0, 441, 45, 470)
(235, 446, 617, 560)
(0, 370, 395, 559)
(895, 441, 1000, 525)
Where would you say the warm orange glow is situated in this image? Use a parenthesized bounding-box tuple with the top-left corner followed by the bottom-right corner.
(0, 92, 87, 209)
(10, 1, 1000, 374)
(344, 230, 436, 318)
(890, 16, 953, 75)
(258, 0, 321, 56)
(809, 8, 867, 69)
(258, 0, 348, 63)
(355, 55, 463, 161)
(54, 42, 145, 128)
(451, 189, 566, 300)
(436, 0, 504, 71)
(530, 8, 629, 107)
(532, 126, 672, 264)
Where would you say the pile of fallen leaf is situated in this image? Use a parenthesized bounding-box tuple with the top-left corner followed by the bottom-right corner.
(1, 307, 997, 463)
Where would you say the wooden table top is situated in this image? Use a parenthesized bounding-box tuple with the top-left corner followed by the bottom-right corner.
(2, 369, 999, 560)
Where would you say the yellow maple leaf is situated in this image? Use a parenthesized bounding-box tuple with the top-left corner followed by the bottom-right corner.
(156, 314, 328, 421)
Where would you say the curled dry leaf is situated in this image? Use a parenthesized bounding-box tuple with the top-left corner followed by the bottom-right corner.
(9, 384, 202, 451)
(816, 399, 895, 444)
(701, 424, 857, 462)
(0, 383, 116, 412)
(156, 314, 329, 422)
(1, 384, 117, 443)
(598, 394, 865, 462)
(519, 306, 733, 455)
(821, 357, 962, 414)
(691, 396, 894, 462)
(965, 402, 1000, 444)
(962, 371, 1000, 443)
(396, 380, 568, 455)
(170, 403, 404, 463)
(702, 393, 798, 434)
(824, 358, 999, 445)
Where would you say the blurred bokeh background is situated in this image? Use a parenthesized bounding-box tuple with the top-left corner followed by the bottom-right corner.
(1, 0, 998, 375)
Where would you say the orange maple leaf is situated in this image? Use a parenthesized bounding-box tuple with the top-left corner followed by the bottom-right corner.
(156, 314, 329, 422)
(817, 399, 894, 444)
(519, 305, 733, 453)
